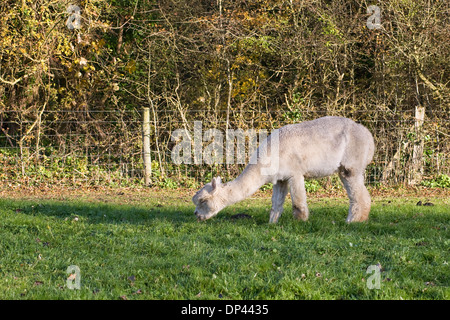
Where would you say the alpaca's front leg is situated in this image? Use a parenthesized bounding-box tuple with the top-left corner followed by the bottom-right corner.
(339, 171, 371, 223)
(290, 175, 309, 221)
(269, 180, 289, 223)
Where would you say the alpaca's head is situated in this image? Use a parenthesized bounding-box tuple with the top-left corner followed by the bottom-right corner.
(192, 177, 225, 221)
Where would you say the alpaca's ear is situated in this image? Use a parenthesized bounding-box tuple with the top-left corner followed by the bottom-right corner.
(211, 176, 222, 191)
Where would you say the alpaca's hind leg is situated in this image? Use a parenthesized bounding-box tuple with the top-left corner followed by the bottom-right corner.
(289, 175, 309, 221)
(339, 170, 371, 223)
(269, 180, 289, 223)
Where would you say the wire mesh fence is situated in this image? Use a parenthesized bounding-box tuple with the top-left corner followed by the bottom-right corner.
(1, 107, 448, 190)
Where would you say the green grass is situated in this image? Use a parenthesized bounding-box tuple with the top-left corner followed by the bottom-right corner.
(0, 191, 448, 300)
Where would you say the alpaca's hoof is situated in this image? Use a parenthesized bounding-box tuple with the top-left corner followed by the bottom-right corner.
(293, 207, 309, 221)
(346, 214, 369, 223)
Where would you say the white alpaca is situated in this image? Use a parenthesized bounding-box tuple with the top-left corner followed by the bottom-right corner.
(192, 116, 375, 223)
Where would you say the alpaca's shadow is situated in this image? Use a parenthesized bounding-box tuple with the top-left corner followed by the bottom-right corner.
(10, 198, 195, 225)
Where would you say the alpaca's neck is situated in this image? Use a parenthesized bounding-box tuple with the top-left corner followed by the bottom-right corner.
(222, 164, 269, 206)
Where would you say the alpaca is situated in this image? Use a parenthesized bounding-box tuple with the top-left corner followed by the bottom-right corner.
(192, 116, 375, 223)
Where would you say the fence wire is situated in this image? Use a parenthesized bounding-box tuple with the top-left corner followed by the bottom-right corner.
(0, 107, 448, 189)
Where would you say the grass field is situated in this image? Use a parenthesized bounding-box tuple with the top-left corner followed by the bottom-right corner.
(0, 187, 448, 300)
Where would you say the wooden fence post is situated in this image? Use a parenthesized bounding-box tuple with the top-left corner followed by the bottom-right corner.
(409, 105, 425, 185)
(142, 107, 152, 186)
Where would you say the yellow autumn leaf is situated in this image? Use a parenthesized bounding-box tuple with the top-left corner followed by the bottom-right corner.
(125, 60, 136, 74)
